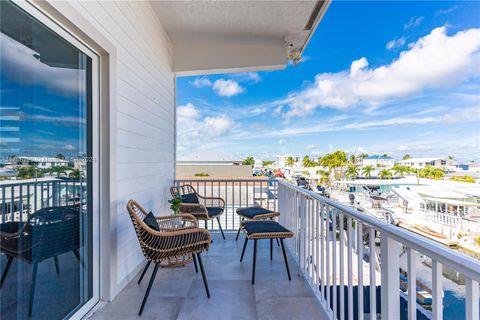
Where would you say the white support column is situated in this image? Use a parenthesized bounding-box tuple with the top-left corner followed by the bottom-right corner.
(380, 234, 400, 320)
(432, 260, 443, 320)
(465, 278, 479, 320)
(407, 248, 417, 320)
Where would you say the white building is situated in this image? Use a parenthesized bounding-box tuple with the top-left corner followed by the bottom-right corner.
(398, 157, 453, 169)
(362, 155, 394, 168)
(19, 157, 69, 169)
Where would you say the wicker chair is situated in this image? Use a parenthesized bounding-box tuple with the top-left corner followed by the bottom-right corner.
(127, 200, 211, 315)
(170, 184, 226, 240)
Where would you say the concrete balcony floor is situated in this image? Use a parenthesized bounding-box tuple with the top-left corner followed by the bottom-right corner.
(90, 232, 329, 320)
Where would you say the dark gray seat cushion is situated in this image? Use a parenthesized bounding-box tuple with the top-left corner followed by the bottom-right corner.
(237, 207, 274, 219)
(206, 207, 223, 217)
(243, 221, 291, 236)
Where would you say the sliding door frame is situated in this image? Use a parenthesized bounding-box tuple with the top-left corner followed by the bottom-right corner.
(10, 1, 101, 318)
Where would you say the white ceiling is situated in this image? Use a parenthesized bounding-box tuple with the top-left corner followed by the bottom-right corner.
(149, 1, 330, 75)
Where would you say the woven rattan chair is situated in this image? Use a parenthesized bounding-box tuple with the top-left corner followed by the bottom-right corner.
(127, 200, 211, 315)
(170, 184, 226, 240)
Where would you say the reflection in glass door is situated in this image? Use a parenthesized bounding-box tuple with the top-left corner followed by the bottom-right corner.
(0, 1, 98, 319)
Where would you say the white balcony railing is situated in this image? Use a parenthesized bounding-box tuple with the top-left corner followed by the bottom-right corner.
(277, 180, 480, 320)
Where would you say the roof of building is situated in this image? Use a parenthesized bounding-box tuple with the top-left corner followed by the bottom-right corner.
(177, 151, 242, 163)
(365, 155, 393, 160)
(398, 157, 444, 163)
(19, 157, 68, 163)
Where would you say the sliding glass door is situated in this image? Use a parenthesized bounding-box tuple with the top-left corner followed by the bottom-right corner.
(0, 1, 99, 319)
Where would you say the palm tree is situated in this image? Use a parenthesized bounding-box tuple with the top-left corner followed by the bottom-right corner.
(378, 169, 393, 180)
(316, 169, 330, 185)
(392, 165, 409, 177)
(302, 155, 316, 168)
(320, 150, 348, 180)
(362, 165, 374, 178)
(242, 156, 255, 166)
(286, 156, 296, 167)
(349, 154, 357, 165)
(402, 154, 411, 160)
(345, 165, 359, 180)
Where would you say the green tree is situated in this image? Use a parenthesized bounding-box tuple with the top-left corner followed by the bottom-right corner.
(262, 160, 275, 166)
(358, 153, 369, 161)
(392, 165, 409, 177)
(69, 169, 82, 179)
(378, 169, 393, 179)
(286, 156, 296, 167)
(242, 156, 255, 166)
(320, 150, 348, 180)
(418, 165, 445, 180)
(362, 165, 374, 178)
(349, 154, 357, 165)
(16, 166, 42, 179)
(302, 155, 316, 168)
(56, 153, 66, 160)
(345, 165, 359, 180)
(402, 154, 411, 160)
(316, 169, 330, 185)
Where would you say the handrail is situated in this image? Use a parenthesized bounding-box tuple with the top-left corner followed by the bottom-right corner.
(277, 179, 480, 282)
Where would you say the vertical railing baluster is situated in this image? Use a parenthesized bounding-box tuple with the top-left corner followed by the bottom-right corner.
(2, 186, 6, 223)
(320, 203, 325, 304)
(369, 227, 376, 320)
(380, 233, 400, 319)
(315, 200, 320, 296)
(326, 205, 331, 314)
(19, 184, 23, 221)
(432, 260, 443, 320)
(407, 248, 417, 320)
(10, 186, 14, 221)
(465, 278, 479, 320)
(339, 212, 345, 320)
(357, 222, 364, 320)
(27, 184, 31, 216)
(332, 209, 337, 319)
(347, 217, 353, 320)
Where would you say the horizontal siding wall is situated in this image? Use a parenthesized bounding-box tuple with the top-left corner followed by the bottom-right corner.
(54, 1, 175, 295)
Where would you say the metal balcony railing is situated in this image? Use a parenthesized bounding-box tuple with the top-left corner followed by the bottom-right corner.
(174, 178, 278, 231)
(277, 180, 480, 320)
(0, 179, 85, 223)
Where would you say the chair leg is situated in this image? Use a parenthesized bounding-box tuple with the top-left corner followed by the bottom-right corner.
(192, 253, 198, 273)
(139, 263, 159, 316)
(196, 253, 210, 298)
(54, 256, 60, 275)
(280, 239, 291, 281)
(240, 237, 248, 262)
(216, 216, 225, 240)
(270, 239, 273, 260)
(29, 263, 38, 317)
(276, 238, 280, 247)
(73, 249, 86, 269)
(138, 261, 151, 284)
(252, 240, 258, 285)
(235, 218, 244, 241)
(1, 255, 13, 287)
(204, 220, 208, 229)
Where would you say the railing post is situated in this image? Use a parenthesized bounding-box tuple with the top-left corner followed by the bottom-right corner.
(432, 260, 443, 320)
(465, 278, 479, 320)
(380, 233, 400, 319)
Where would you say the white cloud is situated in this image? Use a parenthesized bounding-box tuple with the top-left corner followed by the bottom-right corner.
(435, 5, 458, 16)
(176, 103, 234, 155)
(404, 16, 424, 30)
(232, 72, 262, 83)
(277, 139, 286, 145)
(386, 37, 406, 50)
(177, 103, 199, 120)
(284, 27, 480, 117)
(64, 144, 75, 150)
(203, 116, 233, 138)
(307, 144, 316, 149)
(192, 77, 212, 88)
(213, 79, 244, 97)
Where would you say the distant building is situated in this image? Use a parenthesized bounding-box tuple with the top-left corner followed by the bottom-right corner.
(17, 157, 68, 169)
(275, 155, 300, 169)
(254, 158, 263, 168)
(397, 157, 453, 169)
(176, 151, 251, 177)
(362, 155, 394, 168)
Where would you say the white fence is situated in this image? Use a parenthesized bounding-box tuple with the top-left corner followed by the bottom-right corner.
(277, 180, 480, 320)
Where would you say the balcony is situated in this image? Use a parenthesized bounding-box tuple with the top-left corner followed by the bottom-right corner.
(2, 178, 479, 319)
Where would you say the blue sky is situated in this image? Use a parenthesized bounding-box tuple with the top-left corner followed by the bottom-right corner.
(176, 1, 480, 162)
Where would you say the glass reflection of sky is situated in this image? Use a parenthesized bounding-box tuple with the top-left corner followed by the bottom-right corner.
(0, 31, 88, 160)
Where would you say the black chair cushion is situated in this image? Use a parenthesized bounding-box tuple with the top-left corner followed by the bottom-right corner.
(206, 207, 223, 217)
(181, 193, 200, 204)
(243, 221, 291, 235)
(237, 207, 274, 219)
(143, 211, 160, 231)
